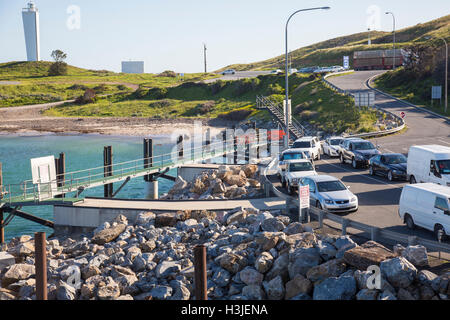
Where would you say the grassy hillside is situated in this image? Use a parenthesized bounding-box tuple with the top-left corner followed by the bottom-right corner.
(0, 61, 218, 107)
(218, 14, 450, 71)
(45, 73, 378, 134)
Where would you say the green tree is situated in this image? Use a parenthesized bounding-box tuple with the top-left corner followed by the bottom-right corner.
(48, 49, 68, 76)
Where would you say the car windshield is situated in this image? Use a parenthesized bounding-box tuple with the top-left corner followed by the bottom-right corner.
(353, 141, 375, 150)
(437, 160, 450, 174)
(317, 180, 347, 192)
(330, 139, 342, 146)
(283, 153, 304, 160)
(293, 141, 311, 148)
(289, 162, 314, 172)
(385, 154, 407, 164)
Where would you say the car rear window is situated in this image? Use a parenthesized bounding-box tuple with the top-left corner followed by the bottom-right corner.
(293, 141, 311, 148)
(283, 153, 304, 160)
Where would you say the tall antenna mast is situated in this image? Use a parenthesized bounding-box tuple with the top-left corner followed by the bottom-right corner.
(203, 43, 207, 73)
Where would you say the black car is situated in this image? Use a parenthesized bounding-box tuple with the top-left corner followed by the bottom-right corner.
(339, 138, 381, 168)
(368, 153, 407, 181)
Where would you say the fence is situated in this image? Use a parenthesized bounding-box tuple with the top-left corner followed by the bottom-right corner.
(262, 157, 450, 254)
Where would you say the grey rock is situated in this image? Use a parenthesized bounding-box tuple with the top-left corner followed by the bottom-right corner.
(401, 245, 429, 267)
(212, 268, 231, 287)
(56, 280, 76, 300)
(255, 252, 273, 274)
(150, 285, 173, 300)
(313, 275, 357, 300)
(261, 218, 285, 232)
(266, 253, 289, 282)
(380, 257, 417, 289)
(242, 285, 265, 300)
(290, 293, 312, 300)
(262, 275, 285, 300)
(240, 267, 264, 286)
(156, 261, 182, 278)
(356, 289, 379, 300)
(317, 240, 337, 261)
(288, 247, 321, 278)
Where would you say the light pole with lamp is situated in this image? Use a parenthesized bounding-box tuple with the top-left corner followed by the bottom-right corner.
(284, 7, 330, 148)
(385, 11, 396, 70)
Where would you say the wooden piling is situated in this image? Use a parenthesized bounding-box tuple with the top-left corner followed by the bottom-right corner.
(35, 232, 47, 300)
(194, 245, 207, 300)
(103, 146, 113, 198)
(144, 138, 153, 182)
(177, 135, 184, 161)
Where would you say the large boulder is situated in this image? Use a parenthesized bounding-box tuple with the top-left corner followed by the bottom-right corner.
(155, 212, 185, 227)
(0, 252, 15, 272)
(284, 274, 313, 299)
(97, 278, 121, 300)
(169, 176, 188, 194)
(1, 264, 35, 287)
(288, 247, 321, 277)
(261, 218, 285, 232)
(92, 223, 127, 245)
(255, 252, 273, 274)
(380, 257, 417, 289)
(306, 259, 347, 283)
(242, 285, 265, 300)
(242, 164, 258, 178)
(266, 253, 289, 282)
(262, 275, 285, 300)
(219, 253, 247, 274)
(356, 289, 379, 300)
(240, 267, 264, 286)
(401, 245, 429, 268)
(313, 275, 357, 300)
(343, 241, 396, 270)
(155, 261, 182, 278)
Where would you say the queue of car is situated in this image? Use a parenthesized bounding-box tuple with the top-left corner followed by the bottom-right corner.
(275, 135, 450, 240)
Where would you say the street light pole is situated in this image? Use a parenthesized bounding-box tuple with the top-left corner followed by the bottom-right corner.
(385, 12, 396, 70)
(284, 6, 330, 148)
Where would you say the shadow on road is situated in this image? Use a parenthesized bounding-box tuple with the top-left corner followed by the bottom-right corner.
(354, 187, 402, 206)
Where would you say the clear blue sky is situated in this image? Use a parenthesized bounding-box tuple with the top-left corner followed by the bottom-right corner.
(0, 0, 448, 73)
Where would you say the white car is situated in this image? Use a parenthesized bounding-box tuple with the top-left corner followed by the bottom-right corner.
(291, 136, 321, 160)
(322, 136, 344, 157)
(270, 69, 283, 74)
(407, 145, 450, 186)
(277, 149, 307, 182)
(299, 175, 358, 213)
(399, 183, 450, 240)
(288, 68, 298, 74)
(284, 159, 317, 194)
(221, 69, 236, 75)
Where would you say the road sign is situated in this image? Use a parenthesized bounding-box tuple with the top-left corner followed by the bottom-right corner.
(400, 111, 405, 119)
(343, 56, 349, 69)
(432, 86, 442, 99)
(299, 185, 310, 209)
(353, 91, 375, 107)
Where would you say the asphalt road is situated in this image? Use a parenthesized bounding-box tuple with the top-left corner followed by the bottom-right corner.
(203, 71, 272, 83)
(270, 70, 450, 242)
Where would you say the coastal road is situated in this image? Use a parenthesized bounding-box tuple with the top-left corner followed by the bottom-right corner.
(270, 70, 450, 242)
(203, 71, 272, 83)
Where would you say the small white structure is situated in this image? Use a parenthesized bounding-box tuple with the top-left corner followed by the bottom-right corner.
(121, 61, 144, 74)
(31, 156, 57, 200)
(22, 1, 40, 61)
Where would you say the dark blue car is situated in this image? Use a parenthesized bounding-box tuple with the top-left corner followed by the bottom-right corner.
(368, 153, 408, 181)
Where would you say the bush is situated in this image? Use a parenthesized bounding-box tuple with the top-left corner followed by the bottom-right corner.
(158, 70, 177, 78)
(48, 62, 68, 76)
(68, 84, 88, 91)
(217, 109, 252, 121)
(93, 84, 107, 93)
(117, 84, 128, 91)
(233, 78, 260, 96)
(211, 80, 227, 95)
(149, 99, 172, 108)
(266, 83, 284, 95)
(134, 88, 149, 99)
(147, 87, 168, 99)
(75, 89, 96, 104)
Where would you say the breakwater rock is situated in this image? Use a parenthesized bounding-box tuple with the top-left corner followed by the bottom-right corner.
(0, 208, 447, 300)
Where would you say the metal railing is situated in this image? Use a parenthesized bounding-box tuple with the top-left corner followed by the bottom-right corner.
(262, 157, 450, 254)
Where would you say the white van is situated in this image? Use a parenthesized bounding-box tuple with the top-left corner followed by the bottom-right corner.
(407, 145, 450, 186)
(399, 183, 450, 240)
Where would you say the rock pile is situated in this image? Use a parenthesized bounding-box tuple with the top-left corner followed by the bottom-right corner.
(0, 208, 448, 300)
(160, 164, 262, 200)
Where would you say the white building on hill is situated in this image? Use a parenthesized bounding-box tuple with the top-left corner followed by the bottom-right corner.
(22, 1, 40, 61)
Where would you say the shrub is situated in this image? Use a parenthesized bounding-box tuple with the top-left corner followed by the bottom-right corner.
(75, 89, 96, 104)
(211, 80, 227, 95)
(134, 88, 149, 99)
(158, 70, 177, 77)
(68, 84, 88, 91)
(93, 84, 107, 93)
(266, 83, 284, 95)
(147, 87, 168, 99)
(149, 99, 172, 108)
(48, 62, 68, 76)
(233, 78, 260, 96)
(217, 109, 252, 121)
(117, 84, 128, 91)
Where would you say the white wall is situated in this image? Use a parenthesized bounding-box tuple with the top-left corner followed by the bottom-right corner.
(121, 61, 144, 74)
(22, 8, 40, 61)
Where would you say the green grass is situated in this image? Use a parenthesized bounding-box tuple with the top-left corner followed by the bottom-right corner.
(44, 73, 378, 135)
(290, 79, 377, 134)
(217, 14, 450, 71)
(0, 83, 131, 107)
(374, 67, 450, 117)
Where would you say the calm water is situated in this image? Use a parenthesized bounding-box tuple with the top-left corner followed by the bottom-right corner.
(0, 134, 177, 241)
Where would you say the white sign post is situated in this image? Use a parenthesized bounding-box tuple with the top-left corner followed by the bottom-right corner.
(431, 86, 442, 107)
(343, 56, 349, 69)
(298, 185, 310, 222)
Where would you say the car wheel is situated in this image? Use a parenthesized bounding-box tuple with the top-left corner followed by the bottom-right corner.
(387, 170, 393, 181)
(410, 175, 416, 184)
(352, 158, 358, 169)
(434, 224, 446, 242)
(369, 166, 375, 176)
(405, 214, 415, 230)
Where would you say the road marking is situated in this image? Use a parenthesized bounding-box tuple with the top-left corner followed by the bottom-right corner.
(438, 139, 450, 145)
(320, 159, 404, 190)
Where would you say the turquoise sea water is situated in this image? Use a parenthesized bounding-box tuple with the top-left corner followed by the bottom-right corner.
(0, 134, 177, 241)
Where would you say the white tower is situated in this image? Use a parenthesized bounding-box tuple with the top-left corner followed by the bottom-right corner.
(22, 1, 40, 61)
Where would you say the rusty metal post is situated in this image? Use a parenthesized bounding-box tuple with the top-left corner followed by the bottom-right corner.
(55, 153, 65, 198)
(0, 209, 4, 245)
(35, 232, 47, 300)
(144, 138, 153, 182)
(194, 245, 207, 300)
(177, 135, 184, 161)
(233, 126, 238, 165)
(103, 146, 113, 198)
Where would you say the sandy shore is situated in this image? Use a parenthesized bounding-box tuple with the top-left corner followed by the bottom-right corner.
(0, 102, 237, 137)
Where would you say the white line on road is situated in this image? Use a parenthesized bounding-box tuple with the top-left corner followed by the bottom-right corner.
(438, 139, 450, 145)
(320, 159, 404, 190)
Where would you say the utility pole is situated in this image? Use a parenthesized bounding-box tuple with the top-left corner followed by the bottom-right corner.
(385, 12, 396, 70)
(203, 43, 207, 73)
